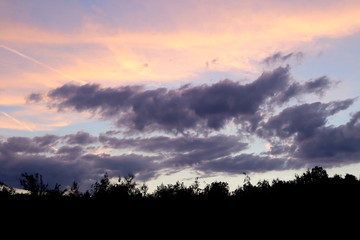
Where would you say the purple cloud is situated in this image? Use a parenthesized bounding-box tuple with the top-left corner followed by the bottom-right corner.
(260, 99, 355, 141)
(65, 131, 97, 145)
(40, 67, 296, 132)
(294, 111, 360, 164)
(263, 51, 304, 66)
(197, 154, 289, 174)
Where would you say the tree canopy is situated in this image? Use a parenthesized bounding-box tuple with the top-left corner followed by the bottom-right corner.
(1, 166, 360, 205)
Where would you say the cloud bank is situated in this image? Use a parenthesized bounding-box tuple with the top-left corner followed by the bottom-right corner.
(34, 66, 332, 134)
(2, 65, 359, 189)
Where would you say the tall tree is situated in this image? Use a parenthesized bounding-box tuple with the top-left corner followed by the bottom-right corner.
(19, 173, 48, 196)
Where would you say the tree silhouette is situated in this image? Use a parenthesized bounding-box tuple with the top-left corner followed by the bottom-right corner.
(154, 179, 202, 200)
(2, 165, 358, 214)
(91, 172, 111, 197)
(68, 181, 81, 197)
(108, 174, 139, 199)
(203, 181, 229, 199)
(46, 183, 67, 198)
(295, 166, 328, 185)
(20, 173, 49, 196)
(139, 183, 149, 197)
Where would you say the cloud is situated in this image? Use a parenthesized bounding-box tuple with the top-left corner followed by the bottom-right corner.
(34, 134, 60, 146)
(262, 51, 304, 66)
(100, 134, 248, 166)
(0, 132, 246, 188)
(2, 1, 360, 191)
(64, 131, 97, 145)
(273, 76, 332, 104)
(0, 134, 158, 188)
(26, 93, 44, 103)
(38, 66, 337, 134)
(1, 106, 360, 189)
(260, 103, 360, 167)
(0, 140, 76, 188)
(197, 154, 290, 174)
(17, 64, 359, 187)
(57, 145, 84, 160)
(2, 135, 54, 154)
(260, 99, 355, 141)
(82, 153, 158, 181)
(294, 111, 360, 164)
(48, 84, 140, 116)
(42, 66, 295, 132)
(2, 0, 360, 113)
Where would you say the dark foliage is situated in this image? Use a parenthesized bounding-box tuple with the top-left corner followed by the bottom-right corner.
(1, 166, 360, 213)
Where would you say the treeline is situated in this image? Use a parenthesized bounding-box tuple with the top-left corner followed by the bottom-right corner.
(1, 166, 360, 202)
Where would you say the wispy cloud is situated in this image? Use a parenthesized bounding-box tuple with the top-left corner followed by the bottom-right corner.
(0, 44, 86, 84)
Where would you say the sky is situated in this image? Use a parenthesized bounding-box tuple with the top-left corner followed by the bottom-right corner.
(1, 0, 360, 192)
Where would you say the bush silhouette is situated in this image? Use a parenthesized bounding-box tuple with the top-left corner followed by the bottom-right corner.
(0, 166, 358, 213)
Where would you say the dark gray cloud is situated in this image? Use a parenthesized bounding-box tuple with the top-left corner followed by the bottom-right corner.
(274, 76, 332, 103)
(11, 66, 359, 189)
(0, 135, 158, 189)
(57, 145, 84, 160)
(181, 66, 290, 129)
(48, 84, 140, 116)
(260, 99, 355, 141)
(26, 93, 43, 103)
(263, 51, 304, 66)
(2, 106, 360, 189)
(38, 66, 336, 134)
(65, 131, 97, 145)
(82, 153, 158, 181)
(33, 134, 60, 146)
(294, 111, 360, 164)
(40, 66, 295, 132)
(27, 66, 337, 135)
(1, 136, 57, 154)
(260, 104, 360, 168)
(197, 154, 290, 174)
(0, 132, 249, 188)
(0, 152, 88, 190)
(100, 134, 248, 166)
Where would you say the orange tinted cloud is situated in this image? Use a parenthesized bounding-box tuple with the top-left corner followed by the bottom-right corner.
(1, 2, 360, 87)
(1, 1, 360, 131)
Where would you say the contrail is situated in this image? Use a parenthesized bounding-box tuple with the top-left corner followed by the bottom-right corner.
(0, 111, 59, 152)
(0, 45, 75, 153)
(0, 44, 86, 84)
(48, 144, 59, 152)
(0, 111, 34, 132)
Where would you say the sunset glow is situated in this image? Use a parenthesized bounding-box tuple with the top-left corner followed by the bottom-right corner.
(1, 0, 360, 191)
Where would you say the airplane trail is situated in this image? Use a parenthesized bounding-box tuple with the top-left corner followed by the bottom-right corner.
(0, 111, 34, 132)
(48, 144, 59, 152)
(0, 111, 60, 152)
(0, 44, 86, 84)
(0, 44, 85, 153)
